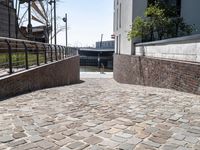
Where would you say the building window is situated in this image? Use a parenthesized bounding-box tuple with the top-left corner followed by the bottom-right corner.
(119, 3, 122, 28)
(116, 8, 119, 30)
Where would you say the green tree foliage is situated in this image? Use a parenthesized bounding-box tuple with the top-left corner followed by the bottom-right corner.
(128, 2, 194, 42)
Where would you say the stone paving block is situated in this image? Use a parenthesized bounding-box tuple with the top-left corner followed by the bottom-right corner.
(59, 147, 71, 150)
(105, 128, 121, 134)
(31, 148, 45, 150)
(98, 131, 112, 138)
(114, 124, 128, 130)
(70, 134, 85, 140)
(103, 121, 117, 126)
(149, 136, 167, 144)
(14, 127, 24, 132)
(55, 137, 73, 147)
(116, 132, 133, 139)
(118, 143, 135, 150)
(28, 135, 43, 143)
(169, 114, 183, 121)
(13, 143, 38, 150)
(160, 144, 179, 150)
(156, 123, 171, 130)
(84, 136, 103, 145)
(193, 144, 200, 150)
(184, 136, 199, 144)
(142, 140, 161, 148)
(152, 130, 172, 139)
(99, 139, 119, 148)
(13, 132, 27, 139)
(36, 140, 56, 149)
(111, 135, 127, 143)
(173, 134, 185, 141)
(84, 122, 97, 127)
(167, 139, 187, 146)
(178, 118, 189, 123)
(176, 146, 193, 150)
(51, 133, 65, 141)
(67, 141, 85, 149)
(35, 127, 49, 133)
(9, 139, 27, 147)
(134, 143, 156, 150)
(62, 130, 76, 136)
(0, 135, 14, 143)
(87, 145, 104, 150)
(76, 125, 89, 131)
(76, 143, 90, 150)
(136, 130, 150, 139)
(127, 136, 142, 145)
(79, 131, 93, 138)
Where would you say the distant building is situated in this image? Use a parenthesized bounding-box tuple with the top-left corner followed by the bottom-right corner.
(79, 41, 114, 69)
(96, 40, 115, 49)
(0, 1, 16, 38)
(113, 0, 200, 55)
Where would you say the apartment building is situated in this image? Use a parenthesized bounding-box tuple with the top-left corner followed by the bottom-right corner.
(113, 0, 200, 94)
(113, 0, 200, 55)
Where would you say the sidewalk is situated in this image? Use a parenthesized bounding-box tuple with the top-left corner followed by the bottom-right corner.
(80, 72, 113, 79)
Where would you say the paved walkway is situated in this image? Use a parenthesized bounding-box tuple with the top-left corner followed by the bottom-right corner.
(80, 72, 113, 79)
(0, 78, 200, 150)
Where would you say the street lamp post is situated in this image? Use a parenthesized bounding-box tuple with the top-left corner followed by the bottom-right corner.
(8, 0, 11, 38)
(63, 13, 68, 47)
(54, 0, 56, 45)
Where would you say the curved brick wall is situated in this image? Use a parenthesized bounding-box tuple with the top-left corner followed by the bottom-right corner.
(0, 56, 80, 99)
(114, 54, 200, 95)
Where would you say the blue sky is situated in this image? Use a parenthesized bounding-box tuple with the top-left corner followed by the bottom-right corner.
(56, 0, 114, 47)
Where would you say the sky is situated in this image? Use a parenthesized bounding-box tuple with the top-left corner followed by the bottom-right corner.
(56, 0, 114, 47)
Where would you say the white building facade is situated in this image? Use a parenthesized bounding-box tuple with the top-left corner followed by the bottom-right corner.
(113, 0, 200, 55)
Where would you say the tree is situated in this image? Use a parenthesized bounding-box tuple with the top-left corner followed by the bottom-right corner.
(128, 2, 194, 42)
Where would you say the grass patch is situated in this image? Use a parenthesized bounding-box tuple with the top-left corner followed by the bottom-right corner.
(0, 53, 45, 68)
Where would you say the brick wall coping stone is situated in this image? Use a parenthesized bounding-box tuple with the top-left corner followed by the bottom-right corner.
(135, 34, 200, 46)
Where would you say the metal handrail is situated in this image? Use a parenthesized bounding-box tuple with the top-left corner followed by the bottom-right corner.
(0, 37, 78, 78)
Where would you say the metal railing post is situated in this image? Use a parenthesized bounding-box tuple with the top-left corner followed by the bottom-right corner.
(43, 44, 47, 64)
(62, 46, 65, 59)
(5, 40, 13, 74)
(58, 46, 61, 60)
(64, 47, 66, 58)
(65, 47, 67, 57)
(22, 42, 29, 69)
(50, 44, 53, 62)
(35, 44, 40, 66)
(55, 45, 58, 61)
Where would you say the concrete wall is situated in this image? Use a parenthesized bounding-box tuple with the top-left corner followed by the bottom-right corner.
(114, 54, 200, 95)
(0, 56, 80, 99)
(0, 4, 16, 38)
(135, 34, 200, 62)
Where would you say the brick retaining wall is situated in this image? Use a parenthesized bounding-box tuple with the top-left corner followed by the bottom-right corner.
(114, 54, 200, 95)
(0, 56, 80, 99)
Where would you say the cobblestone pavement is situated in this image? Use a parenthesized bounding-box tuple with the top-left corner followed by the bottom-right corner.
(0, 78, 200, 150)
